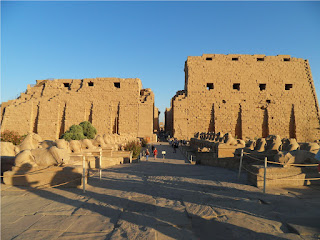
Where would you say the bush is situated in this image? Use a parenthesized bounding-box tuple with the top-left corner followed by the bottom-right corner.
(125, 141, 142, 158)
(61, 125, 85, 141)
(61, 121, 97, 141)
(141, 138, 148, 147)
(79, 121, 97, 139)
(1, 130, 26, 145)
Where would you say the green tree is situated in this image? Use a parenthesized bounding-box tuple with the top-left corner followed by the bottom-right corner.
(79, 121, 97, 139)
(61, 125, 85, 141)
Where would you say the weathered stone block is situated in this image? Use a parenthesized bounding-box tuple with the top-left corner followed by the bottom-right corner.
(247, 165, 320, 188)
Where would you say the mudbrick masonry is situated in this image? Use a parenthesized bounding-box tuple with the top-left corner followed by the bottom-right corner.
(166, 54, 320, 141)
(1, 78, 157, 140)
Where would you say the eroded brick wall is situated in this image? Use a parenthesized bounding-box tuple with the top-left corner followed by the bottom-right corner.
(1, 78, 156, 140)
(170, 54, 320, 142)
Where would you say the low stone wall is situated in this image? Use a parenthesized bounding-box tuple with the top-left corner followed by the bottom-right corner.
(113, 151, 133, 164)
(178, 145, 196, 163)
(247, 165, 320, 188)
(195, 152, 239, 169)
(190, 138, 241, 169)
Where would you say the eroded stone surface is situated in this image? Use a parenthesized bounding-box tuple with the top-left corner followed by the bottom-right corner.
(66, 215, 115, 233)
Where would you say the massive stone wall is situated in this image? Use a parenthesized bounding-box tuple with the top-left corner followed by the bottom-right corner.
(1, 78, 157, 140)
(165, 107, 173, 136)
(153, 106, 160, 133)
(168, 54, 320, 142)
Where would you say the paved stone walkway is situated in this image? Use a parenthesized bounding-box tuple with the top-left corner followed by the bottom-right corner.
(1, 142, 320, 239)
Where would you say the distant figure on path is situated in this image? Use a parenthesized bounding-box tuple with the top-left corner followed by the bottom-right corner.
(151, 145, 155, 154)
(153, 148, 158, 160)
(173, 139, 179, 153)
(145, 149, 150, 161)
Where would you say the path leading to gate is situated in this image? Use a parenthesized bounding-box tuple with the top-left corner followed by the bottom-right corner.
(145, 142, 189, 164)
(2, 142, 320, 240)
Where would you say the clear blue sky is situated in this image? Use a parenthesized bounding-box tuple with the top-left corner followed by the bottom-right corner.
(2, 1, 320, 122)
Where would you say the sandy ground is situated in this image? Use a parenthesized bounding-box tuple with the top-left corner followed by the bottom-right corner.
(1, 142, 320, 240)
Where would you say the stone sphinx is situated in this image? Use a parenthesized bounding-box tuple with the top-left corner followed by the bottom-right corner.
(69, 140, 82, 153)
(103, 134, 112, 144)
(17, 133, 42, 152)
(281, 138, 300, 152)
(15, 146, 70, 168)
(215, 132, 224, 142)
(200, 132, 206, 140)
(81, 139, 97, 151)
(1, 133, 43, 174)
(265, 135, 282, 152)
(254, 138, 267, 152)
(208, 132, 215, 141)
(92, 135, 107, 148)
(198, 147, 211, 152)
(1, 142, 20, 174)
(204, 133, 210, 140)
(299, 142, 320, 154)
(274, 150, 318, 167)
(223, 133, 238, 146)
(40, 140, 57, 149)
(219, 133, 245, 149)
(0, 142, 20, 157)
(55, 139, 70, 152)
(245, 139, 256, 150)
(237, 139, 246, 147)
(102, 134, 120, 150)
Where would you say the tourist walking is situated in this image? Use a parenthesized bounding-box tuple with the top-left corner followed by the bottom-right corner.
(173, 139, 179, 153)
(151, 144, 155, 154)
(153, 148, 158, 160)
(145, 149, 150, 161)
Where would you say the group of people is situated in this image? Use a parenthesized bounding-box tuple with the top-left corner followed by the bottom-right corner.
(171, 139, 179, 153)
(145, 144, 157, 161)
(144, 138, 185, 161)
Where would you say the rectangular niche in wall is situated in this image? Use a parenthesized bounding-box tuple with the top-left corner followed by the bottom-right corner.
(114, 82, 120, 88)
(233, 83, 240, 91)
(207, 83, 214, 90)
(63, 83, 70, 88)
(285, 84, 293, 90)
(259, 84, 266, 91)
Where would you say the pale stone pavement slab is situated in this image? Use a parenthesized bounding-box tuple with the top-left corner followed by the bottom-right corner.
(1, 142, 320, 239)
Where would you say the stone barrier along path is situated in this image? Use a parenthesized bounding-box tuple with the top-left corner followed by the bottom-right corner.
(1, 142, 320, 240)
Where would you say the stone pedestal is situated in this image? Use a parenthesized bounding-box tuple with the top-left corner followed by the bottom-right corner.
(247, 165, 320, 188)
(3, 165, 84, 188)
